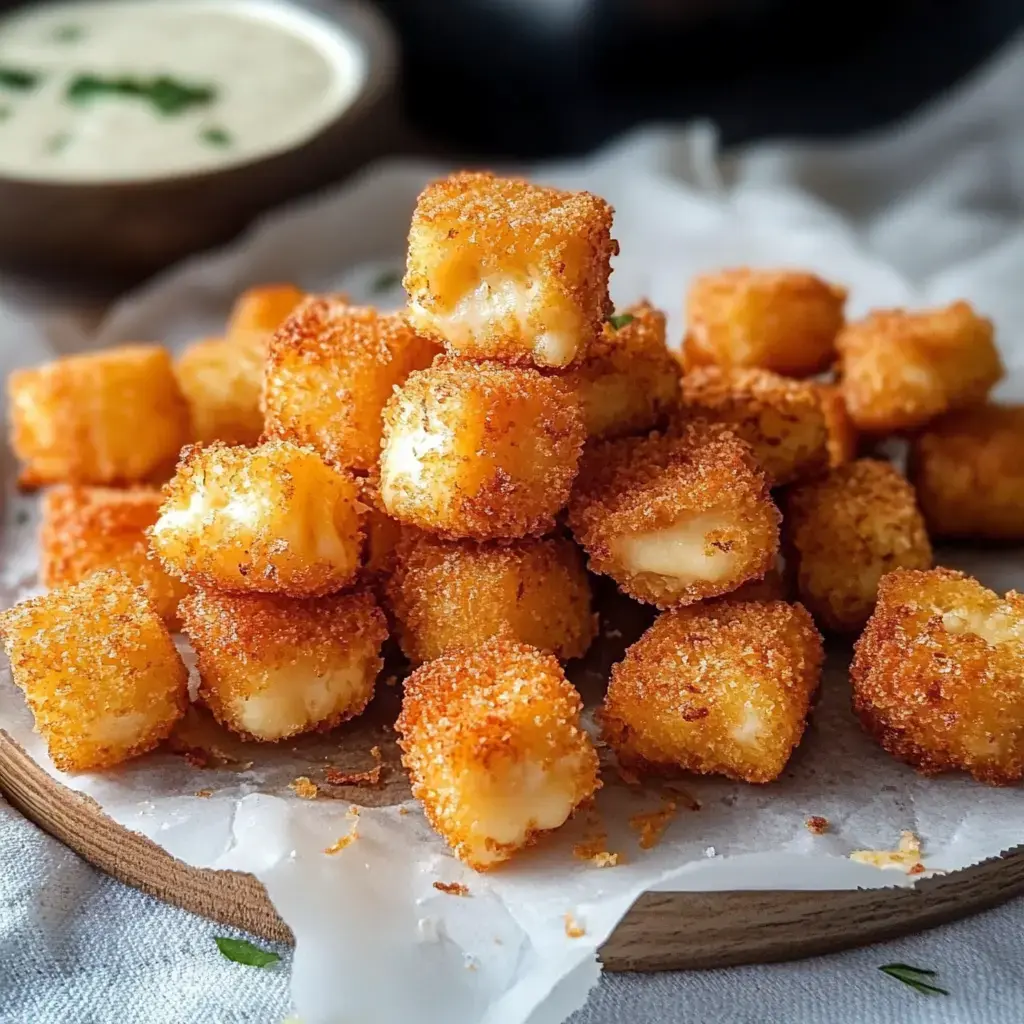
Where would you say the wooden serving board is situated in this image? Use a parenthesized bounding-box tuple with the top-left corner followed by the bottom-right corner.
(3, 727, 1023, 971)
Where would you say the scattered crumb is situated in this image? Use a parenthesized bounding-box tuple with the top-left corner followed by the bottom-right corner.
(346, 805, 361, 820)
(629, 798, 678, 850)
(323, 746, 384, 787)
(323, 829, 358, 855)
(290, 776, 319, 800)
(591, 851, 620, 868)
(194, 789, 213, 799)
(398, 806, 409, 816)
(564, 913, 586, 939)
(850, 830, 927, 873)
(573, 836, 622, 868)
(465, 962, 477, 972)
(660, 783, 701, 812)
(704, 846, 716, 858)
(806, 815, 830, 835)
(616, 764, 642, 788)
(434, 881, 470, 897)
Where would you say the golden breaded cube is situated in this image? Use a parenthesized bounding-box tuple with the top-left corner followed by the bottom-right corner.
(599, 599, 823, 783)
(679, 367, 829, 486)
(396, 638, 600, 869)
(545, 301, 680, 439)
(380, 358, 586, 539)
(175, 335, 265, 447)
(404, 171, 618, 368)
(783, 459, 933, 633)
(852, 568, 1024, 785)
(386, 533, 595, 665)
(567, 424, 780, 608)
(264, 299, 440, 472)
(817, 383, 858, 467)
(0, 569, 188, 772)
(683, 268, 846, 378)
(837, 302, 1003, 433)
(226, 283, 305, 342)
(150, 440, 363, 597)
(908, 404, 1024, 541)
(40, 485, 191, 629)
(181, 588, 387, 742)
(7, 344, 190, 489)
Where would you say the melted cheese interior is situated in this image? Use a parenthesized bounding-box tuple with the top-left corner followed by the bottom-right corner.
(612, 511, 740, 583)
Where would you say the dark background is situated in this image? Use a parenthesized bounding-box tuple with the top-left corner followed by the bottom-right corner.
(371, 0, 1024, 158)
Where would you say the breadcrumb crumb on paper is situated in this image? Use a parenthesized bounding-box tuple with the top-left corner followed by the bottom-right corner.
(324, 746, 385, 787)
(629, 799, 679, 850)
(564, 913, 586, 939)
(850, 831, 929, 873)
(433, 881, 470, 897)
(290, 777, 319, 800)
(324, 829, 358, 855)
(805, 815, 830, 835)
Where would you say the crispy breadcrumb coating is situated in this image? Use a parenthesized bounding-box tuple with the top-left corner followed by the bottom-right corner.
(226, 283, 305, 342)
(837, 302, 1003, 433)
(599, 599, 823, 783)
(175, 335, 265, 447)
(385, 533, 595, 664)
(908, 404, 1024, 541)
(150, 440, 363, 596)
(7, 344, 190, 489)
(264, 299, 440, 472)
(567, 425, 780, 608)
(683, 268, 846, 378)
(40, 486, 190, 629)
(181, 588, 387, 742)
(678, 367, 830, 485)
(396, 638, 600, 870)
(404, 171, 618, 368)
(852, 568, 1024, 784)
(380, 358, 585, 539)
(0, 570, 188, 772)
(545, 301, 680, 439)
(783, 459, 933, 633)
(817, 383, 859, 467)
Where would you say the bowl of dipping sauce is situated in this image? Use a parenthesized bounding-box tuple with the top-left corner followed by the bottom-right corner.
(0, 0, 396, 283)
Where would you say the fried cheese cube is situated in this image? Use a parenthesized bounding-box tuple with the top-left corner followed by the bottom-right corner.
(679, 367, 830, 485)
(837, 302, 1003, 433)
(175, 335, 265, 447)
(150, 440, 363, 596)
(852, 568, 1024, 785)
(181, 588, 387, 742)
(599, 600, 823, 783)
(0, 570, 188, 772)
(226, 283, 306, 342)
(567, 425, 780, 608)
(7, 344, 190, 489)
(380, 359, 585, 539)
(396, 638, 600, 869)
(264, 299, 440, 471)
(404, 171, 617, 368)
(40, 486, 191, 628)
(818, 383, 859, 467)
(783, 459, 932, 633)
(683, 268, 846, 378)
(385, 533, 595, 665)
(545, 301, 680, 439)
(908, 404, 1024, 541)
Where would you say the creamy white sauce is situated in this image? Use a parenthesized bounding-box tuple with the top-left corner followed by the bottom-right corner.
(0, 0, 364, 181)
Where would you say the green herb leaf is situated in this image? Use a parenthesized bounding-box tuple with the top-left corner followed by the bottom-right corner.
(0, 67, 41, 92)
(371, 268, 403, 294)
(214, 937, 281, 968)
(607, 313, 635, 330)
(879, 963, 949, 996)
(200, 126, 232, 147)
(52, 24, 84, 43)
(67, 74, 216, 116)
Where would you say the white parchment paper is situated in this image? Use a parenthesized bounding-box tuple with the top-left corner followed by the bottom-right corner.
(2, 35, 1024, 1024)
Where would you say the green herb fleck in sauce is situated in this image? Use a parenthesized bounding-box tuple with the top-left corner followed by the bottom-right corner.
(66, 74, 217, 116)
(52, 24, 85, 43)
(200, 126, 232, 147)
(0, 67, 41, 92)
(607, 313, 635, 330)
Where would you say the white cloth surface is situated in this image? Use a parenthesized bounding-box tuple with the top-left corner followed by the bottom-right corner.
(3, 26, 1024, 1024)
(3, 792, 1023, 1024)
